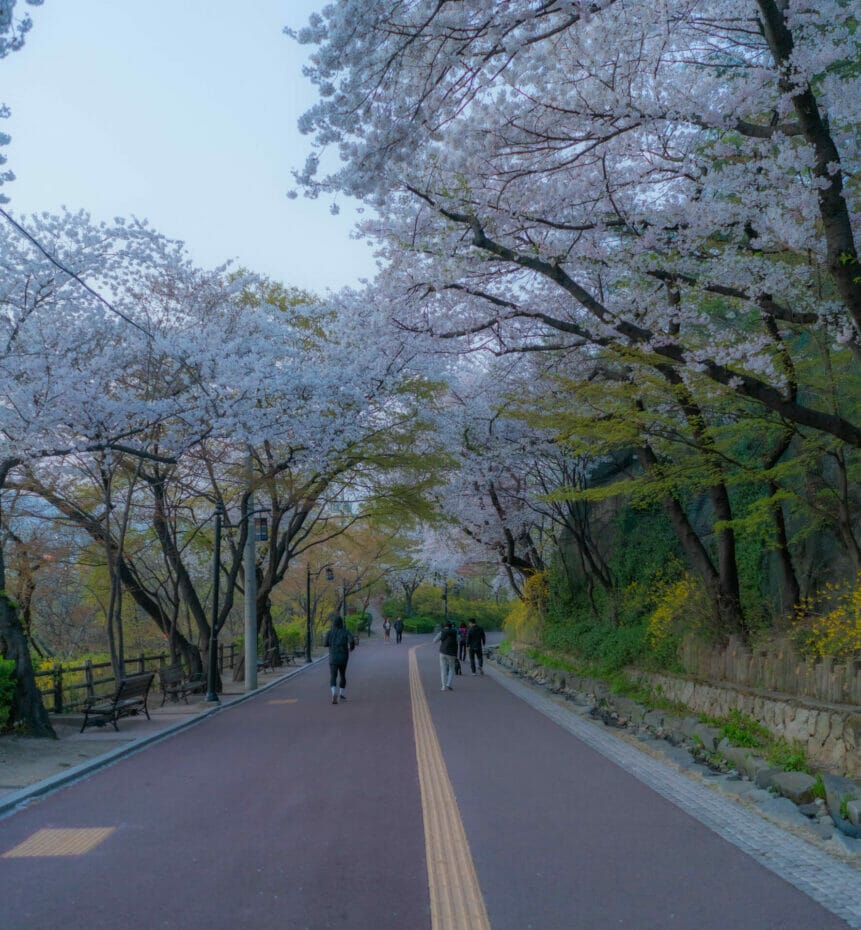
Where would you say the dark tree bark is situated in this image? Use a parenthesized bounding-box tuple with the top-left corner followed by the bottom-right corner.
(0, 530, 55, 737)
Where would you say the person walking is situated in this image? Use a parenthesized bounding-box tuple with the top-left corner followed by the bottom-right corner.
(324, 614, 356, 704)
(383, 618, 392, 641)
(393, 616, 404, 643)
(433, 620, 459, 691)
(467, 618, 486, 675)
(457, 622, 468, 662)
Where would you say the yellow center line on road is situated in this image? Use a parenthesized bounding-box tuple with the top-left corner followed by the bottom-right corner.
(409, 646, 492, 930)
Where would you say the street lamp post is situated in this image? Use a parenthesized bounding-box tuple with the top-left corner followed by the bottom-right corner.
(306, 564, 334, 663)
(243, 451, 257, 693)
(205, 503, 223, 703)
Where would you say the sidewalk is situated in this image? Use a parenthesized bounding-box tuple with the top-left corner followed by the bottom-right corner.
(0, 657, 324, 816)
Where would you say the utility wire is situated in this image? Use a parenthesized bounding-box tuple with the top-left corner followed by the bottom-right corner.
(0, 207, 154, 338)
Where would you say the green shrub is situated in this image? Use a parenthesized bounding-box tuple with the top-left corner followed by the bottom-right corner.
(812, 774, 826, 800)
(402, 615, 437, 634)
(766, 737, 809, 773)
(274, 622, 305, 652)
(344, 612, 371, 634)
(541, 616, 648, 675)
(0, 658, 15, 731)
(718, 710, 770, 749)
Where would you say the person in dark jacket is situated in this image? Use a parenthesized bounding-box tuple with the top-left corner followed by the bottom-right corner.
(467, 618, 486, 675)
(393, 616, 404, 643)
(433, 620, 459, 690)
(324, 614, 356, 704)
(457, 622, 468, 662)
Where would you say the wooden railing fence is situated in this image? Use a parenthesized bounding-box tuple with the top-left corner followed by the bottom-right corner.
(681, 635, 861, 706)
(36, 645, 241, 713)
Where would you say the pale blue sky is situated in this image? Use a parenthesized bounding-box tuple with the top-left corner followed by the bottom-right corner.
(2, 0, 377, 294)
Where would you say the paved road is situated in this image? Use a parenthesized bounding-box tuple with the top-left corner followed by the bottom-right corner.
(0, 636, 857, 929)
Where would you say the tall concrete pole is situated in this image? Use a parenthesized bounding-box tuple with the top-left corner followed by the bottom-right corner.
(244, 449, 258, 692)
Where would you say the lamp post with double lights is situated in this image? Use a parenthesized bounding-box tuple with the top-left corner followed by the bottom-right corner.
(306, 564, 334, 663)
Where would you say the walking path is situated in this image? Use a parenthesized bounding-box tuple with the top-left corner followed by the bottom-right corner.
(0, 635, 858, 930)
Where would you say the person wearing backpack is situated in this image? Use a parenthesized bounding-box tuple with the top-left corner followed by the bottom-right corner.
(457, 622, 468, 662)
(432, 620, 459, 691)
(324, 614, 356, 704)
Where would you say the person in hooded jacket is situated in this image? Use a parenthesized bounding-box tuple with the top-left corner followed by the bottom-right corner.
(324, 614, 356, 704)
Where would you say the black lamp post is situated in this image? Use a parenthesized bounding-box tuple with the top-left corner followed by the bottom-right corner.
(306, 564, 334, 663)
(205, 503, 223, 703)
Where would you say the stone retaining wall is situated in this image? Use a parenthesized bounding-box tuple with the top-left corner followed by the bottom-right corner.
(494, 648, 860, 777)
(630, 669, 861, 777)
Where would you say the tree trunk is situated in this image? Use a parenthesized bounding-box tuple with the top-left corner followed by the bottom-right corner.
(0, 591, 55, 737)
(635, 445, 723, 625)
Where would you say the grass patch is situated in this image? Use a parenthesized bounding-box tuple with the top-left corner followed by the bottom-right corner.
(699, 710, 812, 773)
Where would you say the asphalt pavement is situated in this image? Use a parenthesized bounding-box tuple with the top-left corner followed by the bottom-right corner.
(0, 635, 858, 930)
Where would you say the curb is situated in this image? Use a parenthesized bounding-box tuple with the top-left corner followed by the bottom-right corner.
(0, 656, 327, 820)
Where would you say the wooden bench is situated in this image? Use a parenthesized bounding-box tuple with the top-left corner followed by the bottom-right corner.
(80, 671, 155, 732)
(257, 647, 279, 673)
(257, 647, 305, 673)
(158, 664, 206, 706)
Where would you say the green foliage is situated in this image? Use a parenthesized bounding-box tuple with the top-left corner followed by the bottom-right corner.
(718, 710, 770, 749)
(765, 737, 809, 773)
(388, 585, 508, 629)
(0, 658, 16, 731)
(541, 618, 648, 675)
(402, 615, 437, 634)
(812, 774, 826, 800)
(274, 622, 304, 652)
(344, 612, 371, 634)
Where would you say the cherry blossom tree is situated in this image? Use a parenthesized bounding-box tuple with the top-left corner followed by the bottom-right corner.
(0, 0, 43, 202)
(292, 0, 860, 445)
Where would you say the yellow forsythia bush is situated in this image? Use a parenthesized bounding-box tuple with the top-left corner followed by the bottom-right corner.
(646, 574, 701, 652)
(793, 573, 861, 660)
(503, 571, 548, 644)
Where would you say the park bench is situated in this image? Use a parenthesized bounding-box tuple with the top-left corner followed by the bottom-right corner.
(80, 671, 155, 732)
(257, 647, 279, 673)
(158, 663, 206, 706)
(282, 648, 306, 664)
(257, 647, 306, 673)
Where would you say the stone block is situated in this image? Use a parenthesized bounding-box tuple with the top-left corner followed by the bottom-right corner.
(754, 768, 781, 790)
(680, 716, 700, 738)
(822, 773, 861, 838)
(612, 697, 646, 724)
(718, 744, 771, 782)
(643, 710, 665, 730)
(769, 771, 817, 805)
(828, 831, 861, 856)
(691, 724, 721, 752)
(847, 799, 861, 828)
(758, 796, 813, 830)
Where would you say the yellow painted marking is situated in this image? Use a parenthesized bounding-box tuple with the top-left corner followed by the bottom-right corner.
(409, 647, 492, 930)
(267, 698, 298, 705)
(3, 827, 115, 858)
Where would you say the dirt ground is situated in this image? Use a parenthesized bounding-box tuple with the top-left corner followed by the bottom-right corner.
(0, 722, 127, 791)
